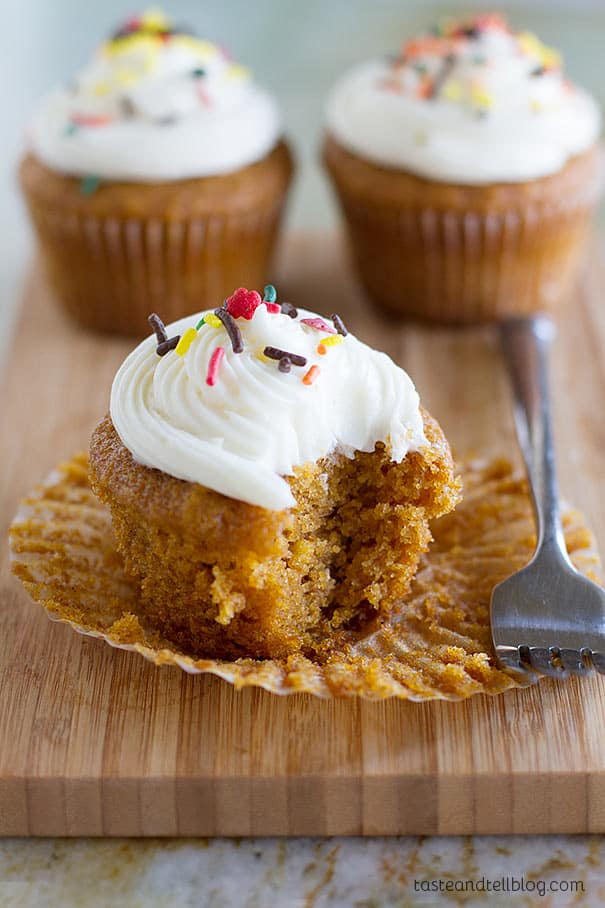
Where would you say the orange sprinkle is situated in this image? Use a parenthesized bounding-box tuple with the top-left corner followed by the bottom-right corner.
(317, 344, 327, 355)
(302, 365, 320, 385)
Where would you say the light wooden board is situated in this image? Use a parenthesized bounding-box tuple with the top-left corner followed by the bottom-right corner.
(1, 234, 605, 837)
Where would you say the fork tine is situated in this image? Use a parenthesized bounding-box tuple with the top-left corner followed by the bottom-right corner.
(559, 648, 592, 675)
(592, 651, 605, 675)
(494, 645, 537, 685)
(528, 647, 568, 679)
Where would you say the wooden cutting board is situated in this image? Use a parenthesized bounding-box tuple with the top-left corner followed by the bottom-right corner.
(1, 234, 605, 837)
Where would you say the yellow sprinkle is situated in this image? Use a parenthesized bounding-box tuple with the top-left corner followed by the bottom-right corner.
(174, 35, 219, 60)
(175, 327, 197, 356)
(226, 63, 250, 82)
(518, 31, 561, 69)
(442, 80, 463, 103)
(530, 99, 544, 112)
(321, 334, 344, 348)
(93, 81, 111, 96)
(257, 350, 271, 363)
(470, 85, 494, 109)
(140, 8, 171, 31)
(203, 312, 222, 329)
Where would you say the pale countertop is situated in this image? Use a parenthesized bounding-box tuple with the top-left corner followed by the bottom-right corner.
(2, 2, 605, 905)
(1, 836, 604, 907)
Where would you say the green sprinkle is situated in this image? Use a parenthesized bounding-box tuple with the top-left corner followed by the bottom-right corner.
(64, 122, 78, 136)
(80, 175, 101, 196)
(191, 67, 206, 78)
(195, 317, 206, 330)
(263, 284, 277, 303)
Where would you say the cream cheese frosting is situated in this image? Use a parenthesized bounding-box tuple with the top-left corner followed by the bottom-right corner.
(28, 10, 281, 181)
(325, 13, 601, 184)
(110, 287, 427, 510)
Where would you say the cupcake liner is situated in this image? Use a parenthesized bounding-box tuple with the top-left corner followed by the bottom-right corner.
(19, 143, 293, 336)
(9, 453, 601, 701)
(324, 138, 603, 324)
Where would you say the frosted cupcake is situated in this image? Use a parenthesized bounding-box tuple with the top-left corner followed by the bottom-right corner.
(89, 285, 460, 659)
(20, 10, 293, 335)
(323, 13, 602, 323)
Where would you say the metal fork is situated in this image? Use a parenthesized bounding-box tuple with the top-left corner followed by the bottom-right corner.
(490, 316, 605, 683)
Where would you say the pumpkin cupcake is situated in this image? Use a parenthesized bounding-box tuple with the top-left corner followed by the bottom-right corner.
(89, 285, 460, 660)
(323, 13, 602, 324)
(20, 10, 293, 335)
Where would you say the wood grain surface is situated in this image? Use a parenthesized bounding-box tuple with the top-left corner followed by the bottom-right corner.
(1, 234, 604, 837)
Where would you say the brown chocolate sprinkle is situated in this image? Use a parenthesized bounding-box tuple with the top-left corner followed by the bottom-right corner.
(214, 307, 244, 353)
(429, 53, 456, 99)
(157, 335, 180, 356)
(264, 346, 307, 367)
(148, 312, 168, 343)
(280, 301, 298, 319)
(278, 356, 292, 373)
(331, 313, 348, 336)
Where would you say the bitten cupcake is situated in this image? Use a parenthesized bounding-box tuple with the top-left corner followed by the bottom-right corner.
(323, 13, 602, 323)
(20, 10, 293, 335)
(89, 285, 460, 660)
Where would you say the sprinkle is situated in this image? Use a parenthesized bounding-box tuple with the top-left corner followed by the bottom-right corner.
(320, 334, 344, 348)
(302, 365, 320, 386)
(175, 327, 197, 356)
(300, 317, 336, 334)
(263, 284, 277, 302)
(206, 346, 225, 386)
(195, 316, 206, 330)
(203, 312, 222, 329)
(442, 79, 463, 102)
(429, 53, 457, 100)
(531, 65, 546, 77)
(64, 122, 78, 136)
(470, 83, 494, 111)
(331, 313, 348, 336)
(265, 302, 281, 313)
(148, 312, 167, 343)
(214, 307, 244, 353)
(120, 96, 137, 117)
(226, 287, 262, 320)
(191, 67, 206, 78)
(156, 335, 180, 356)
(278, 356, 291, 373)
(80, 175, 101, 196)
(317, 344, 327, 356)
(71, 114, 113, 127)
(280, 302, 298, 318)
(264, 346, 307, 367)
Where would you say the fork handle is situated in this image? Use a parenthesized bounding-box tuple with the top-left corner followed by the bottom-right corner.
(499, 316, 570, 562)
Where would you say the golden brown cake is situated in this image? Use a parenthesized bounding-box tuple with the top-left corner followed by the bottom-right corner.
(19, 10, 293, 335)
(88, 286, 460, 659)
(323, 14, 603, 324)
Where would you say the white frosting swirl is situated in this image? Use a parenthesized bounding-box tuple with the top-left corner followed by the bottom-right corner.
(28, 11, 281, 180)
(110, 302, 427, 510)
(325, 16, 601, 183)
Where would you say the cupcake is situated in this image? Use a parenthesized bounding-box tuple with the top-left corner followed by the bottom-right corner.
(19, 10, 293, 335)
(89, 285, 460, 660)
(323, 13, 602, 324)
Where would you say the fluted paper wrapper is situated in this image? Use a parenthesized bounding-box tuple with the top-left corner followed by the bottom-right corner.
(9, 454, 601, 701)
(19, 143, 293, 336)
(324, 137, 603, 324)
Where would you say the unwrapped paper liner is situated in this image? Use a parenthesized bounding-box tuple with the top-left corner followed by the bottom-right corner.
(9, 453, 601, 701)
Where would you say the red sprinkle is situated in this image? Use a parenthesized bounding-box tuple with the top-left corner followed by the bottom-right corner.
(226, 287, 262, 320)
(302, 365, 320, 386)
(206, 346, 225, 386)
(71, 114, 113, 127)
(265, 302, 280, 313)
(300, 317, 336, 334)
